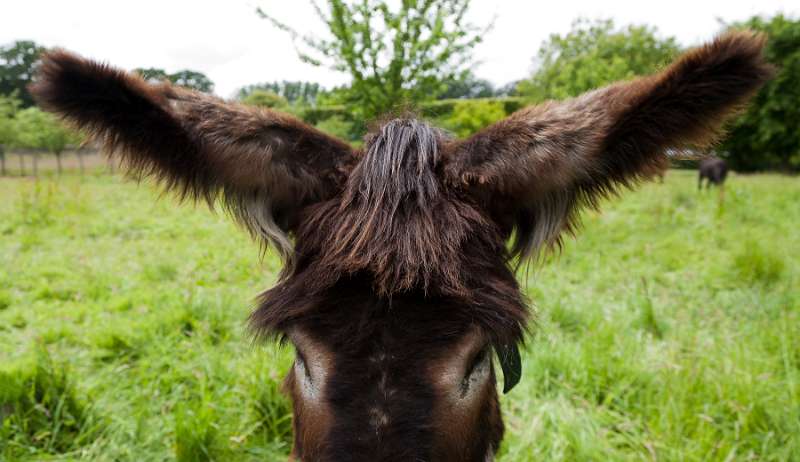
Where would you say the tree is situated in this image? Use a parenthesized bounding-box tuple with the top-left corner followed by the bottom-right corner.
(315, 85, 351, 107)
(315, 115, 354, 140)
(438, 72, 495, 99)
(0, 93, 20, 175)
(495, 80, 520, 97)
(170, 70, 214, 93)
(241, 90, 290, 109)
(258, 0, 488, 121)
(238, 81, 323, 105)
(436, 99, 506, 137)
(0, 40, 45, 107)
(15, 107, 73, 175)
(134, 68, 214, 93)
(721, 15, 800, 171)
(134, 67, 170, 83)
(517, 19, 680, 102)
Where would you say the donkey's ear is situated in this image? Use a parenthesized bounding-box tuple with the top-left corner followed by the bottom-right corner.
(30, 50, 357, 263)
(444, 31, 772, 261)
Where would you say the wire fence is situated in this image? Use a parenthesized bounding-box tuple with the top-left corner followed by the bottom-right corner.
(0, 147, 117, 177)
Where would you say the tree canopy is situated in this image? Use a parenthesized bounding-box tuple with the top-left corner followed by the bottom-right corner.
(240, 90, 290, 109)
(134, 67, 170, 82)
(238, 81, 323, 105)
(170, 70, 214, 93)
(438, 72, 496, 99)
(14, 107, 73, 154)
(435, 99, 505, 137)
(721, 14, 800, 171)
(0, 40, 46, 107)
(134, 67, 214, 92)
(258, 0, 487, 120)
(0, 93, 20, 149)
(517, 18, 680, 102)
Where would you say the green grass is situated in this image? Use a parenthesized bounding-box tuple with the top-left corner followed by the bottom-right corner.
(1, 170, 798, 461)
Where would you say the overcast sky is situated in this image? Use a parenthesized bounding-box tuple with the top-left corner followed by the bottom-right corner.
(3, 1, 797, 98)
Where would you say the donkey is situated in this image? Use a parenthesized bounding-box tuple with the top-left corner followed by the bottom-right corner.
(698, 156, 729, 189)
(31, 32, 771, 461)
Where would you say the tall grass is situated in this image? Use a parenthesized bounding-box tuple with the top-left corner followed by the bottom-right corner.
(0, 348, 102, 458)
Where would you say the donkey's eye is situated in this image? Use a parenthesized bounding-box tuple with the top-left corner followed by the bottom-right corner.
(460, 346, 490, 397)
(295, 351, 312, 382)
(465, 347, 490, 377)
(291, 342, 327, 402)
(294, 351, 320, 400)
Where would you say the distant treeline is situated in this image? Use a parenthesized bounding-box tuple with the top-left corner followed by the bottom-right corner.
(2, 11, 798, 172)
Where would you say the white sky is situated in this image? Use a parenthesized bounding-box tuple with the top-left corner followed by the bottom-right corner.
(3, 1, 797, 98)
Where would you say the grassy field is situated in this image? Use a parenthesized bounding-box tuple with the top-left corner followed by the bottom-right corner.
(1, 169, 798, 461)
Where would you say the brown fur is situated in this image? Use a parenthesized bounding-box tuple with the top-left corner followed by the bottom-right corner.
(285, 331, 335, 460)
(428, 331, 504, 460)
(445, 31, 773, 261)
(29, 49, 356, 263)
(30, 31, 771, 461)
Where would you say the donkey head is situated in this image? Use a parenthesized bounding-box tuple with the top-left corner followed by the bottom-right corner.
(31, 32, 770, 461)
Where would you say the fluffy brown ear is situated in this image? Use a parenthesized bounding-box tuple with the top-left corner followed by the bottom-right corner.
(30, 50, 356, 263)
(444, 31, 773, 261)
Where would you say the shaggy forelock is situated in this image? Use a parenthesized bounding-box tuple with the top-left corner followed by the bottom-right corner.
(352, 119, 447, 210)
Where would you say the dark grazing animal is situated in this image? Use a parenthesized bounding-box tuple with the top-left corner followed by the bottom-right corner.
(699, 156, 729, 189)
(30, 32, 771, 461)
